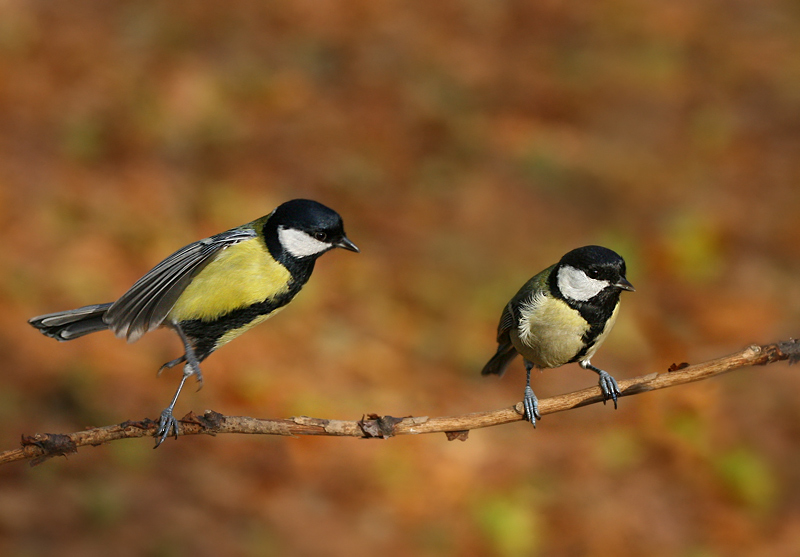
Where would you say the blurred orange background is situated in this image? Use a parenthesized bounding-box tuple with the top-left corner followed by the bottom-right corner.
(1, 1, 800, 556)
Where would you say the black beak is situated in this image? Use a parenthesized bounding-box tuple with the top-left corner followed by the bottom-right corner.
(616, 276, 635, 292)
(335, 236, 360, 253)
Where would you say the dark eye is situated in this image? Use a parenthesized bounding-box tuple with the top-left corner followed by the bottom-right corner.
(314, 232, 327, 242)
(586, 268, 600, 279)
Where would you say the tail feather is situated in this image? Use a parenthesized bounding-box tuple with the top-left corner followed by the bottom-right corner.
(29, 303, 113, 341)
(481, 343, 518, 377)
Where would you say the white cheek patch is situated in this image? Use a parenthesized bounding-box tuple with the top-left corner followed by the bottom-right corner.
(557, 265, 609, 302)
(278, 226, 331, 258)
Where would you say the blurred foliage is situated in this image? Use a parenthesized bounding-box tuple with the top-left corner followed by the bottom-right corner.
(473, 490, 541, 557)
(1, 1, 800, 556)
(714, 447, 777, 513)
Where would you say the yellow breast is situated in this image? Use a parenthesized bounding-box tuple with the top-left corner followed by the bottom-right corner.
(168, 238, 292, 323)
(511, 293, 590, 368)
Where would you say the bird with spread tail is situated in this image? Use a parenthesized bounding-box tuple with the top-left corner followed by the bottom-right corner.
(29, 199, 359, 446)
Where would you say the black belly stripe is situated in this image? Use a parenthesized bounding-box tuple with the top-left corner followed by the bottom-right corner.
(568, 294, 621, 363)
(178, 264, 314, 362)
(178, 288, 298, 362)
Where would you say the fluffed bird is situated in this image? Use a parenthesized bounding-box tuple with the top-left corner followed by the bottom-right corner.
(29, 199, 359, 446)
(481, 245, 634, 427)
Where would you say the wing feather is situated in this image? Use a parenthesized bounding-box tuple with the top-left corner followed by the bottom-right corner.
(496, 302, 516, 343)
(104, 228, 258, 341)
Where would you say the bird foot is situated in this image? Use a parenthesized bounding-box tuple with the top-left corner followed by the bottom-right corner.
(523, 385, 541, 428)
(158, 355, 186, 377)
(597, 370, 620, 409)
(154, 408, 180, 448)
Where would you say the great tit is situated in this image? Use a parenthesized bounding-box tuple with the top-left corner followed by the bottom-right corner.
(29, 199, 359, 446)
(481, 245, 634, 427)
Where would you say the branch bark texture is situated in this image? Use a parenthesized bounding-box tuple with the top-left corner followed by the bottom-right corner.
(3, 340, 798, 466)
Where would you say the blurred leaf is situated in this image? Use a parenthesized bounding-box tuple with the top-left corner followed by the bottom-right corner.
(662, 211, 723, 283)
(714, 446, 777, 512)
(473, 492, 540, 557)
(79, 480, 126, 528)
(146, 538, 186, 557)
(0, 382, 22, 422)
(243, 519, 282, 557)
(690, 106, 736, 154)
(517, 146, 579, 190)
(666, 411, 709, 454)
(61, 115, 107, 163)
(329, 154, 385, 193)
(595, 428, 643, 472)
(415, 523, 454, 556)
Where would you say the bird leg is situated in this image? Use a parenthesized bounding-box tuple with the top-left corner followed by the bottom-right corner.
(580, 360, 620, 409)
(171, 323, 204, 390)
(155, 371, 190, 448)
(522, 360, 541, 427)
(154, 323, 204, 448)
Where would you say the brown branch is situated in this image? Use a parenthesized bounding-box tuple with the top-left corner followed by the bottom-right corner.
(3, 340, 798, 466)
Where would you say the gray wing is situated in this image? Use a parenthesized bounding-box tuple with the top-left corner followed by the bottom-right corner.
(104, 228, 258, 342)
(496, 302, 516, 343)
(480, 302, 519, 376)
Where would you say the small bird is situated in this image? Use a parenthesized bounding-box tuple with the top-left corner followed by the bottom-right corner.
(29, 199, 359, 446)
(481, 245, 634, 427)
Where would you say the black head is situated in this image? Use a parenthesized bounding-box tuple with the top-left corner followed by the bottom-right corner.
(268, 199, 359, 260)
(551, 245, 634, 304)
